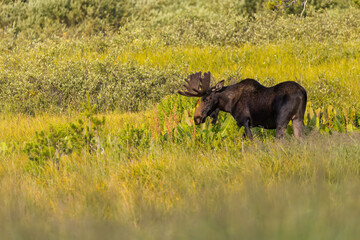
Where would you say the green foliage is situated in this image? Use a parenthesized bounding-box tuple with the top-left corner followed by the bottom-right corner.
(267, 1, 279, 11)
(154, 95, 360, 147)
(24, 126, 72, 164)
(1, 2, 360, 114)
(93, 94, 358, 158)
(242, 0, 267, 17)
(119, 8, 360, 46)
(116, 124, 151, 160)
(268, 0, 347, 16)
(0, 57, 183, 113)
(157, 95, 246, 148)
(0, 0, 354, 38)
(355, 0, 360, 8)
(0, 141, 9, 155)
(21, 81, 359, 167)
(305, 102, 360, 133)
(0, 0, 130, 36)
(0, 0, 358, 39)
(4, 129, 360, 239)
(2, 39, 360, 113)
(24, 93, 105, 168)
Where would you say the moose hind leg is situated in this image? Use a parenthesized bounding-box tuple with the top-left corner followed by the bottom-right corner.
(292, 118, 304, 138)
(275, 95, 300, 139)
(276, 114, 291, 139)
(292, 95, 306, 139)
(244, 125, 253, 140)
(276, 124, 287, 139)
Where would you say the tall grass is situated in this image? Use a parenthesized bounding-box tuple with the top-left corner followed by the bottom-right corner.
(1, 110, 360, 239)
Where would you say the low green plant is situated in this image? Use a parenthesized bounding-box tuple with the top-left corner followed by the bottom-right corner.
(0, 141, 9, 155)
(305, 102, 359, 133)
(24, 125, 72, 168)
(24, 93, 105, 169)
(153, 94, 360, 148)
(354, 0, 360, 8)
(116, 124, 151, 160)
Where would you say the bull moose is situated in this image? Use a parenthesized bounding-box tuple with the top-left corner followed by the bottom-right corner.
(178, 72, 307, 140)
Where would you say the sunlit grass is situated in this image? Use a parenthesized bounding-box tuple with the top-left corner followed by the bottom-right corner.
(2, 39, 359, 109)
(1, 111, 360, 239)
(0, 113, 73, 143)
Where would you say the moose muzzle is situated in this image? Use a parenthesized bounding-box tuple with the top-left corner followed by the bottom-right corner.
(194, 116, 203, 125)
(194, 103, 206, 125)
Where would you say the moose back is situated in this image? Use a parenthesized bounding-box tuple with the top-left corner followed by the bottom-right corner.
(178, 72, 307, 139)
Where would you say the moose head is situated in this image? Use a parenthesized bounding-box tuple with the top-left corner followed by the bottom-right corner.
(178, 72, 224, 125)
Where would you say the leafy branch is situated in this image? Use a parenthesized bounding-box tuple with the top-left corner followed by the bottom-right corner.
(24, 93, 105, 170)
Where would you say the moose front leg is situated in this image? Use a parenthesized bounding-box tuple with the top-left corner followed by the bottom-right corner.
(209, 109, 220, 125)
(244, 119, 253, 140)
(237, 119, 253, 140)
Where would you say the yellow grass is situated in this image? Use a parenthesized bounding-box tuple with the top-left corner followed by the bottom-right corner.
(1, 110, 360, 238)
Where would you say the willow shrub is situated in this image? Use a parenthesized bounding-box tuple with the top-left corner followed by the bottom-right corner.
(2, 40, 360, 113)
(1, 5, 360, 114)
(0, 60, 182, 114)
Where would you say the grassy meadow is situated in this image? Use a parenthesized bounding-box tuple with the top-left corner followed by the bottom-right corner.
(1, 0, 360, 239)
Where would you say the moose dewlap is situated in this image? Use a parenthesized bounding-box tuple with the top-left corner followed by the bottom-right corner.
(178, 72, 307, 140)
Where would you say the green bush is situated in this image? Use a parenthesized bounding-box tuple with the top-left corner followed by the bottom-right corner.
(24, 94, 105, 168)
(1, 1, 360, 114)
(0, 0, 129, 35)
(118, 9, 360, 46)
(0, 0, 358, 38)
(0, 60, 183, 113)
(354, 0, 360, 8)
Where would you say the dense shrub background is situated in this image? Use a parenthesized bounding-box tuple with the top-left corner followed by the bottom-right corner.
(0, 58, 182, 113)
(0, 0, 359, 113)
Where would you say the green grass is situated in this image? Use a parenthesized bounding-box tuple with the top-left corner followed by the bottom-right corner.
(1, 110, 360, 239)
(1, 95, 360, 239)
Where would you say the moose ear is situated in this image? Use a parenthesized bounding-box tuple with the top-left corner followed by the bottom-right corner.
(212, 80, 225, 92)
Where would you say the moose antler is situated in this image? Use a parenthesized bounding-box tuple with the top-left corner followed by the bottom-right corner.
(178, 71, 211, 97)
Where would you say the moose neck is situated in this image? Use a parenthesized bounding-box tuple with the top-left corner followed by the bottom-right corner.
(215, 88, 233, 114)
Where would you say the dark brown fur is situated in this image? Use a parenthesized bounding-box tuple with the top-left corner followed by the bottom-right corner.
(179, 72, 307, 140)
(194, 78, 307, 139)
